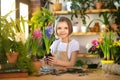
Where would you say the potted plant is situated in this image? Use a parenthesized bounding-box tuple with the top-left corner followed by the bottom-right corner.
(52, 0, 62, 11)
(103, 0, 116, 9)
(98, 31, 115, 64)
(28, 7, 55, 70)
(86, 39, 104, 58)
(94, 0, 115, 9)
(95, 0, 104, 9)
(0, 12, 35, 74)
(99, 11, 114, 31)
(26, 29, 44, 60)
(0, 12, 16, 64)
(29, 7, 55, 55)
(70, 0, 92, 32)
(102, 36, 120, 75)
(112, 1, 120, 39)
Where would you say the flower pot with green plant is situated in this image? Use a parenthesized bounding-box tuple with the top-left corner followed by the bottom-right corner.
(28, 7, 55, 60)
(99, 12, 114, 32)
(113, 1, 120, 39)
(98, 31, 115, 64)
(95, 0, 104, 9)
(26, 29, 43, 61)
(28, 7, 55, 70)
(86, 39, 104, 58)
(0, 12, 16, 64)
(95, 0, 115, 9)
(0, 11, 35, 74)
(70, 0, 91, 32)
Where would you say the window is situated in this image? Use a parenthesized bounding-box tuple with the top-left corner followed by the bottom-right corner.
(1, 0, 15, 20)
(0, 0, 29, 39)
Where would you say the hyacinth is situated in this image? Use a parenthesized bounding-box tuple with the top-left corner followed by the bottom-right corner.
(45, 26, 53, 38)
(32, 30, 42, 43)
(43, 26, 55, 54)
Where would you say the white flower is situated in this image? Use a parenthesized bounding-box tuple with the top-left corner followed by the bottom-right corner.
(86, 42, 92, 51)
(15, 33, 26, 44)
(114, 1, 120, 9)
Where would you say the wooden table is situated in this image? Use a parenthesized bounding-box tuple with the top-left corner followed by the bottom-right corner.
(0, 68, 120, 80)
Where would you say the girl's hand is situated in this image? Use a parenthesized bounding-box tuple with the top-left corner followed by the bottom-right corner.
(48, 54, 58, 65)
(43, 57, 48, 64)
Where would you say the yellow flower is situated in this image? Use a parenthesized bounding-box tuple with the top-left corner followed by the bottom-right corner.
(113, 40, 120, 47)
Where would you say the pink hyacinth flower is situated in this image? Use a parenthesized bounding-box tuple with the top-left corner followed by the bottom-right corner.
(32, 30, 42, 43)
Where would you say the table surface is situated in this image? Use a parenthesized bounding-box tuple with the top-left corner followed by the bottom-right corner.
(0, 68, 120, 80)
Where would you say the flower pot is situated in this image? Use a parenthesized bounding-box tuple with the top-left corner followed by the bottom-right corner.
(81, 25, 87, 32)
(33, 61, 42, 71)
(73, 26, 79, 32)
(101, 60, 114, 65)
(95, 2, 103, 9)
(6, 52, 18, 63)
(52, 3, 62, 11)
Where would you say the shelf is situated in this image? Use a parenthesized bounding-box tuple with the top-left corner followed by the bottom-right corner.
(71, 32, 102, 36)
(77, 53, 98, 58)
(85, 9, 117, 14)
(53, 9, 117, 15)
(0, 72, 28, 78)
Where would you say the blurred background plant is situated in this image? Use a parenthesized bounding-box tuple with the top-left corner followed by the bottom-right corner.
(112, 40, 120, 64)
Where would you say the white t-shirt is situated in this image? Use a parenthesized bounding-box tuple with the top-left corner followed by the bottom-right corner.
(50, 39, 80, 59)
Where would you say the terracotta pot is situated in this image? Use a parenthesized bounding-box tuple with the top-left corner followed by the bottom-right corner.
(52, 3, 62, 11)
(95, 2, 103, 9)
(6, 52, 18, 63)
(33, 61, 42, 71)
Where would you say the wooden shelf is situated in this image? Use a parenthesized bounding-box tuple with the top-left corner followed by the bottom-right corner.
(0, 72, 28, 78)
(71, 32, 102, 36)
(85, 9, 117, 14)
(53, 9, 117, 15)
(77, 53, 98, 58)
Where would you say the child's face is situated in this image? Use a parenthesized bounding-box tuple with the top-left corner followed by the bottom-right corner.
(56, 21, 69, 39)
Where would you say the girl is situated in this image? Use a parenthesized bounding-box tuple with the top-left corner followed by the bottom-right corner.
(48, 17, 80, 67)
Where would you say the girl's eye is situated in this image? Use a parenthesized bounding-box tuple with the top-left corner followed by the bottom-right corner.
(57, 27, 61, 30)
(65, 27, 68, 29)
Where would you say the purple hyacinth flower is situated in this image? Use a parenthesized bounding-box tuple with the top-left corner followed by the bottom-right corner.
(46, 26, 53, 38)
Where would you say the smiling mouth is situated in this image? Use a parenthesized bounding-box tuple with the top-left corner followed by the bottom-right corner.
(61, 34, 65, 35)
